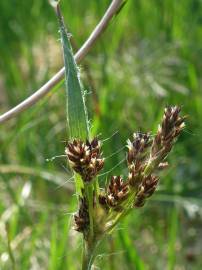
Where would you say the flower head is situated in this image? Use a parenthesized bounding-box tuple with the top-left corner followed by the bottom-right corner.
(66, 137, 104, 182)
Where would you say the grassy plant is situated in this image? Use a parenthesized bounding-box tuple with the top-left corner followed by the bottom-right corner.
(1, 0, 202, 269)
(53, 2, 186, 269)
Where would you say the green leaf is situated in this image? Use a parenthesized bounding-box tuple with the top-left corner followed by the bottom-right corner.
(56, 5, 89, 140)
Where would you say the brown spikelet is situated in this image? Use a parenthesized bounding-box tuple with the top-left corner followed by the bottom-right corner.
(151, 106, 185, 161)
(106, 176, 129, 208)
(98, 193, 109, 211)
(127, 132, 152, 165)
(134, 175, 159, 208)
(74, 196, 89, 233)
(127, 132, 152, 187)
(126, 106, 185, 208)
(128, 164, 143, 188)
(65, 137, 104, 182)
(143, 106, 185, 177)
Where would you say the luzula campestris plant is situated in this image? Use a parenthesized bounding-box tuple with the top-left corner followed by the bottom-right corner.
(54, 2, 186, 269)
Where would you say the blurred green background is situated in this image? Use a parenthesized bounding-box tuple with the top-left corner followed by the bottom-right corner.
(0, 0, 202, 269)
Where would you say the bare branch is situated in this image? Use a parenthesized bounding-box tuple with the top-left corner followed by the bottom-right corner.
(0, 0, 125, 124)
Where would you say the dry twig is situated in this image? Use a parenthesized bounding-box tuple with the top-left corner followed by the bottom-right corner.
(0, 0, 125, 124)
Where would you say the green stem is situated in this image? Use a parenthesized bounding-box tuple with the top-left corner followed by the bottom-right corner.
(93, 178, 99, 205)
(106, 207, 132, 234)
(85, 184, 94, 240)
(105, 189, 137, 233)
(82, 238, 98, 270)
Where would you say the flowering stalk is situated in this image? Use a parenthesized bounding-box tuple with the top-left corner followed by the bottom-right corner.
(55, 2, 186, 269)
(54, 3, 98, 268)
(66, 106, 185, 268)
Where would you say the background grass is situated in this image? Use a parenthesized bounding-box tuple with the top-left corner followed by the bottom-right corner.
(0, 0, 202, 269)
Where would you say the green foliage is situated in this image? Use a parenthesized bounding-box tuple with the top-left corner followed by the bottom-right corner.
(56, 4, 89, 140)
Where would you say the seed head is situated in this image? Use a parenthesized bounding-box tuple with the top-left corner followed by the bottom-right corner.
(98, 193, 108, 209)
(65, 137, 104, 182)
(151, 106, 185, 159)
(127, 133, 152, 188)
(74, 196, 89, 234)
(127, 132, 152, 165)
(106, 176, 129, 208)
(134, 174, 159, 207)
(128, 163, 143, 188)
(127, 106, 185, 208)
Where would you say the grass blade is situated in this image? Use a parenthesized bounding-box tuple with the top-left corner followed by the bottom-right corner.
(56, 3, 89, 140)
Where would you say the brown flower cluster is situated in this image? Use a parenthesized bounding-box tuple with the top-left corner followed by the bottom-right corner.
(129, 106, 185, 207)
(74, 196, 89, 235)
(99, 106, 185, 210)
(66, 106, 185, 233)
(150, 106, 186, 166)
(65, 137, 104, 182)
(127, 132, 152, 188)
(99, 176, 129, 211)
(133, 175, 159, 207)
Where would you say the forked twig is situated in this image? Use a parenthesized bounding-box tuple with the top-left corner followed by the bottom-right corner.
(0, 0, 126, 124)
